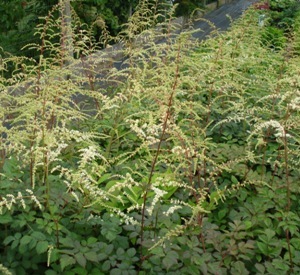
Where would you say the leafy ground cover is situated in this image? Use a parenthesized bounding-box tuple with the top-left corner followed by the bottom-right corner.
(0, 1, 300, 274)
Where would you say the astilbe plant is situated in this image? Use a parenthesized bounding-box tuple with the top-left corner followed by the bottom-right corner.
(1, 0, 300, 274)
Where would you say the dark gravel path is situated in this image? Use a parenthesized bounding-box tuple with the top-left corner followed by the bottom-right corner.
(192, 0, 257, 39)
(111, 0, 258, 70)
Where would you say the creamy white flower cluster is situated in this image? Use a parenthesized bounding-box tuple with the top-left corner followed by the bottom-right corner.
(156, 177, 196, 193)
(147, 187, 167, 216)
(0, 189, 42, 214)
(47, 142, 68, 163)
(78, 145, 107, 168)
(53, 165, 111, 204)
(0, 263, 12, 275)
(252, 120, 291, 139)
(126, 119, 161, 145)
(87, 210, 139, 226)
(171, 145, 196, 158)
(163, 205, 182, 216)
(288, 95, 300, 111)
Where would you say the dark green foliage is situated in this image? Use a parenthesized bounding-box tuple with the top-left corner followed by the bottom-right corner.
(0, 0, 57, 57)
(269, 0, 300, 30)
(261, 26, 286, 51)
(71, 0, 140, 36)
(173, 0, 205, 17)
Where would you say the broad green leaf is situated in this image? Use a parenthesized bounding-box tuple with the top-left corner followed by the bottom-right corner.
(102, 260, 111, 272)
(244, 220, 252, 230)
(163, 256, 177, 271)
(191, 254, 204, 266)
(264, 228, 275, 242)
(20, 235, 32, 246)
(59, 237, 75, 248)
(0, 214, 13, 224)
(116, 247, 125, 256)
(60, 255, 76, 271)
(84, 251, 99, 263)
(272, 259, 289, 271)
(105, 244, 114, 255)
(69, 267, 88, 275)
(218, 208, 227, 220)
(87, 237, 98, 245)
(3, 236, 15, 245)
(45, 270, 58, 275)
(36, 241, 48, 254)
(150, 246, 164, 257)
(255, 263, 265, 273)
(98, 253, 108, 261)
(290, 238, 300, 250)
(28, 238, 37, 250)
(15, 233, 22, 240)
(231, 175, 238, 184)
(126, 247, 136, 258)
(257, 241, 269, 255)
(231, 261, 249, 274)
(11, 239, 19, 250)
(74, 252, 87, 268)
(162, 251, 179, 270)
(110, 269, 121, 275)
(31, 231, 46, 241)
(19, 243, 27, 254)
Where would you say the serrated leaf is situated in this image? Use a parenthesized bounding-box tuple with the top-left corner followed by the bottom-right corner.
(167, 251, 179, 259)
(31, 231, 46, 241)
(45, 270, 58, 275)
(116, 247, 125, 256)
(264, 228, 275, 242)
(218, 208, 227, 220)
(255, 263, 265, 273)
(85, 251, 98, 263)
(162, 255, 177, 271)
(192, 254, 204, 266)
(60, 255, 76, 271)
(98, 253, 108, 261)
(19, 243, 27, 254)
(231, 261, 249, 274)
(36, 241, 48, 254)
(231, 175, 238, 184)
(126, 248, 136, 258)
(28, 238, 37, 250)
(105, 244, 114, 255)
(74, 252, 86, 268)
(87, 237, 98, 245)
(257, 241, 268, 255)
(3, 236, 15, 245)
(102, 260, 111, 271)
(59, 237, 75, 248)
(0, 214, 13, 224)
(20, 235, 32, 246)
(11, 239, 19, 249)
(244, 220, 252, 230)
(150, 246, 164, 257)
(15, 233, 22, 240)
(162, 251, 179, 270)
(110, 268, 120, 275)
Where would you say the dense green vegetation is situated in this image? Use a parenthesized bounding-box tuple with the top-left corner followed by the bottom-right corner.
(0, 0, 143, 57)
(0, 0, 208, 58)
(1, 0, 300, 274)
